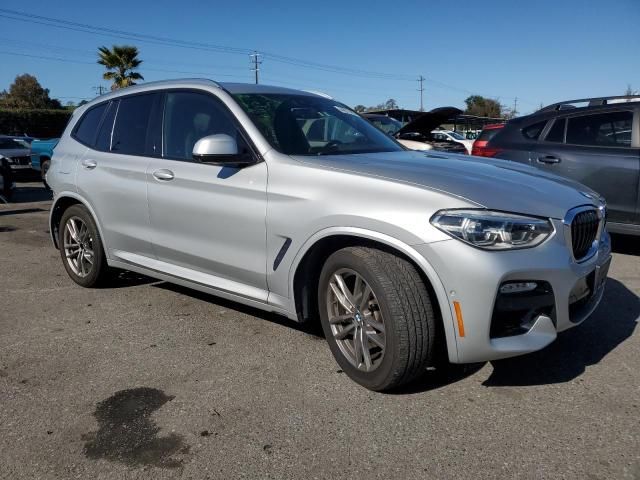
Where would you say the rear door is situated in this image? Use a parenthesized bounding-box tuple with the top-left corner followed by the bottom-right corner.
(532, 109, 639, 224)
(75, 92, 162, 259)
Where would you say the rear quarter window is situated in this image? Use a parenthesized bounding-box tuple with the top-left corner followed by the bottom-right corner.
(73, 103, 108, 147)
(544, 118, 566, 143)
(521, 120, 548, 140)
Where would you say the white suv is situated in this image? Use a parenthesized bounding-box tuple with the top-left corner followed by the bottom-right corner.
(47, 79, 611, 391)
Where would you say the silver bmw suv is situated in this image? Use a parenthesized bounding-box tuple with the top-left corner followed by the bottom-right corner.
(47, 79, 612, 391)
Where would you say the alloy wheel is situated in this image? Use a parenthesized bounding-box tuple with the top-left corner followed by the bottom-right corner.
(63, 216, 95, 278)
(325, 268, 386, 372)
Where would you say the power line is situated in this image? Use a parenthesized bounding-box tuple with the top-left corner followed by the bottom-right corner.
(0, 36, 251, 72)
(0, 7, 535, 107)
(0, 8, 417, 82)
(0, 50, 249, 79)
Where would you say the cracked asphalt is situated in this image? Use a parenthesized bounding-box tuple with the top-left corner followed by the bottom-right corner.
(1, 183, 639, 479)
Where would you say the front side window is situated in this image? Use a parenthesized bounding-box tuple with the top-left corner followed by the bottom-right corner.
(111, 93, 160, 156)
(73, 103, 107, 147)
(566, 111, 633, 147)
(163, 91, 239, 161)
(233, 93, 402, 156)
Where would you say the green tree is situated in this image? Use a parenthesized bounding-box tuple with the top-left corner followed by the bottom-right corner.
(625, 84, 637, 96)
(384, 98, 399, 110)
(0, 74, 63, 110)
(97, 45, 144, 90)
(365, 99, 401, 112)
(464, 95, 502, 118)
(353, 104, 367, 113)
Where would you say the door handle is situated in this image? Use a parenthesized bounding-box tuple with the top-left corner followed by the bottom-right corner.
(81, 159, 97, 169)
(152, 169, 175, 181)
(536, 155, 561, 164)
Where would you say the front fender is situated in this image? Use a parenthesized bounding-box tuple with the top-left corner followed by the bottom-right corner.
(279, 227, 459, 363)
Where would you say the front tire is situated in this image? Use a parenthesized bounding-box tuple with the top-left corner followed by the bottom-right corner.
(58, 205, 109, 287)
(0, 161, 13, 202)
(318, 247, 436, 391)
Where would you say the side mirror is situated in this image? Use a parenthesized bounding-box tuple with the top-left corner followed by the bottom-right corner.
(192, 134, 253, 166)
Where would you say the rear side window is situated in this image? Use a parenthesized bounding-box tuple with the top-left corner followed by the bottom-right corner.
(111, 93, 161, 156)
(73, 103, 107, 146)
(545, 118, 565, 143)
(566, 111, 633, 147)
(477, 126, 502, 142)
(95, 101, 117, 151)
(521, 121, 547, 140)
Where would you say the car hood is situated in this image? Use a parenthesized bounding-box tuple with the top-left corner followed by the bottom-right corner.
(396, 107, 462, 137)
(0, 148, 30, 159)
(296, 151, 601, 219)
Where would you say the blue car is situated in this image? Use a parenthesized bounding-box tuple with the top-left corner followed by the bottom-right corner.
(30, 138, 58, 187)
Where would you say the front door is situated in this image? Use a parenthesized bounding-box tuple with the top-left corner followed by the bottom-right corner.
(146, 90, 268, 300)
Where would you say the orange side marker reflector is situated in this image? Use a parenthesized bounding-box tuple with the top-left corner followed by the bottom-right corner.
(453, 301, 465, 337)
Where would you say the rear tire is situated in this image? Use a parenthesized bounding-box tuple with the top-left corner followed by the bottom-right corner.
(58, 205, 109, 287)
(318, 246, 436, 391)
(41, 158, 51, 190)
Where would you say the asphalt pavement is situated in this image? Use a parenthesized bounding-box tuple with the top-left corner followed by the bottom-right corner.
(1, 183, 638, 479)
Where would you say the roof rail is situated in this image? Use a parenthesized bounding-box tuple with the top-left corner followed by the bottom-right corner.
(301, 89, 333, 99)
(538, 95, 640, 112)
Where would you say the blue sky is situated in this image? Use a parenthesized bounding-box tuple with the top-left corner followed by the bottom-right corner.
(0, 0, 638, 114)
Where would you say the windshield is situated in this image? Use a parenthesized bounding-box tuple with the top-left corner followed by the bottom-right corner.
(367, 116, 403, 135)
(449, 131, 465, 140)
(0, 138, 30, 149)
(233, 93, 403, 156)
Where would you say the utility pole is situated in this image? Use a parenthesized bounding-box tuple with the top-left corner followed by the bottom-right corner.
(93, 85, 107, 96)
(249, 51, 262, 85)
(512, 97, 518, 118)
(418, 75, 425, 111)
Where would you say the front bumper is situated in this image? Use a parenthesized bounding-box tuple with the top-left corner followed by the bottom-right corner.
(415, 219, 612, 363)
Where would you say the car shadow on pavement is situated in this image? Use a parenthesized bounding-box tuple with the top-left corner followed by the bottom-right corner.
(103, 270, 160, 289)
(483, 278, 638, 387)
(9, 183, 53, 204)
(153, 282, 325, 338)
(611, 233, 640, 256)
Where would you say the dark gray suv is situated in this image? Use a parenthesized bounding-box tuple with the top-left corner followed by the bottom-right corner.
(487, 96, 640, 235)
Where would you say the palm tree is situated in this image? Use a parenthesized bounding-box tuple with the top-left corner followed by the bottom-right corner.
(97, 45, 144, 90)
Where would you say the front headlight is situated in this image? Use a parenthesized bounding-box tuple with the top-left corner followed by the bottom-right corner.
(430, 209, 553, 250)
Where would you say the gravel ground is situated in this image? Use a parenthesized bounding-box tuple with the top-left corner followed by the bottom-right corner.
(1, 183, 638, 479)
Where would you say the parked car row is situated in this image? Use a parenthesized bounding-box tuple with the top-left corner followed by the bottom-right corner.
(368, 94, 640, 236)
(363, 108, 470, 154)
(0, 135, 59, 194)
